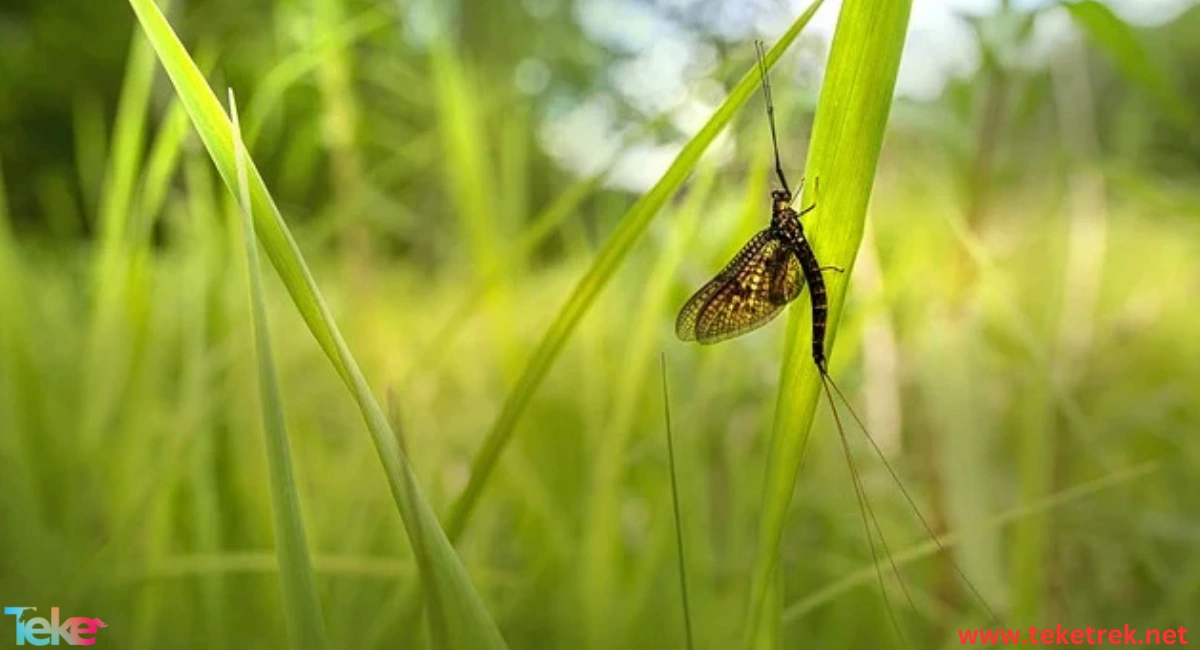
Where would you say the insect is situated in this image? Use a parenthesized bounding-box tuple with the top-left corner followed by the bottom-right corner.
(675, 40, 1001, 646)
(675, 40, 841, 371)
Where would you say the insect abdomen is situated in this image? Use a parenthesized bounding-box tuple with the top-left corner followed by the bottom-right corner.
(792, 235, 829, 372)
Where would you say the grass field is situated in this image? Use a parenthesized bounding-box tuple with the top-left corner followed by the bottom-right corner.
(1, 0, 1198, 648)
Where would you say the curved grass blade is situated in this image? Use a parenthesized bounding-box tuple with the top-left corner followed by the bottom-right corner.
(229, 90, 330, 650)
(122, 1, 509, 647)
(741, 0, 914, 646)
(444, 0, 827, 541)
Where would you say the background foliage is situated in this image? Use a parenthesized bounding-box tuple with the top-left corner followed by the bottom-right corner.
(0, 0, 1197, 648)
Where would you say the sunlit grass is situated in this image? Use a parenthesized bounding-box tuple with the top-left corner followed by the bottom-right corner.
(1, 157, 1196, 647)
(124, 0, 510, 645)
(230, 90, 330, 650)
(741, 0, 914, 646)
(0, 0, 1198, 648)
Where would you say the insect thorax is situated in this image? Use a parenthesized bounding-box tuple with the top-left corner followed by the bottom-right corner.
(771, 206, 804, 243)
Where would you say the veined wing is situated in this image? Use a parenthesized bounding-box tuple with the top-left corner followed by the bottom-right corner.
(676, 229, 805, 344)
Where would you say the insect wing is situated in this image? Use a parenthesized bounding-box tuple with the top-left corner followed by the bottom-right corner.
(677, 230, 771, 341)
(769, 240, 804, 305)
(675, 230, 805, 344)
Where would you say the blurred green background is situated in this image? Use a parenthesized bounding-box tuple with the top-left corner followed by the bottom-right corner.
(1, 0, 1198, 648)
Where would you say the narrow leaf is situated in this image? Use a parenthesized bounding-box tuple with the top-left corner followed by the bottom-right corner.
(444, 0, 827, 541)
(229, 90, 330, 650)
(742, 0, 915, 646)
(122, 1, 510, 646)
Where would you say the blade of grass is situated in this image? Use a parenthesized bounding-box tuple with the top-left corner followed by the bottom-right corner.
(387, 392, 442, 650)
(430, 41, 521, 371)
(139, 97, 192, 225)
(443, 0, 827, 542)
(72, 92, 108, 215)
(94, 0, 166, 254)
(311, 0, 368, 259)
(230, 90, 330, 650)
(742, 1, 914, 647)
(0, 154, 29, 440)
(0, 155, 18, 346)
(0, 142, 52, 532)
(579, 163, 715, 648)
(399, 111, 677, 386)
(1060, 0, 1196, 130)
(398, 170, 605, 387)
(83, 1, 172, 449)
(123, 1, 509, 647)
(243, 6, 392, 145)
(660, 354, 695, 650)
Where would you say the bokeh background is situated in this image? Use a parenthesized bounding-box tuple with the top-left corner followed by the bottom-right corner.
(1, 0, 1197, 647)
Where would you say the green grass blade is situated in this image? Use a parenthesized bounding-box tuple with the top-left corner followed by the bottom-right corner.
(399, 115, 675, 386)
(94, 1, 163, 253)
(0, 154, 13, 269)
(123, 1, 510, 647)
(229, 90, 330, 650)
(387, 392, 446, 650)
(72, 92, 108, 214)
(139, 97, 191, 221)
(742, 1, 914, 646)
(0, 155, 30, 431)
(82, 1, 170, 448)
(244, 7, 391, 144)
(1060, 0, 1196, 130)
(443, 0, 827, 541)
(399, 170, 607, 386)
(578, 164, 715, 648)
(660, 354, 695, 650)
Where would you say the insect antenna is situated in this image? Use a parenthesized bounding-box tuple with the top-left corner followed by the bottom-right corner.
(755, 39, 791, 196)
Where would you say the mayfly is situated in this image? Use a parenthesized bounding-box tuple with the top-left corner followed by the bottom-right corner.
(675, 40, 1000, 644)
(675, 42, 840, 360)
